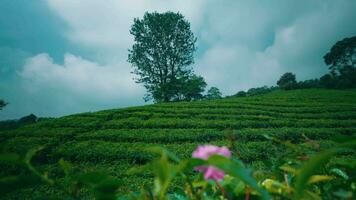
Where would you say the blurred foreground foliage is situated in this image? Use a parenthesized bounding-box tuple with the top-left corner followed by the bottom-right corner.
(0, 134, 354, 200)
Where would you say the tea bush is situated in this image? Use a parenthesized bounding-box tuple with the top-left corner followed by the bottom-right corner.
(0, 89, 355, 199)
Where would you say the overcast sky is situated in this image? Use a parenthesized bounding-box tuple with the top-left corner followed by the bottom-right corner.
(1, 0, 355, 120)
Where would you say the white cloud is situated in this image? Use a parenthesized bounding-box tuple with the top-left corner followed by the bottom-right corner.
(12, 53, 145, 117)
(19, 53, 143, 98)
(46, 0, 205, 49)
(196, 45, 255, 93)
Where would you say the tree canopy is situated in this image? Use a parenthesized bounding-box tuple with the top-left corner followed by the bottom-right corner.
(128, 11, 201, 102)
(175, 75, 207, 101)
(206, 87, 222, 100)
(322, 36, 356, 88)
(0, 99, 7, 110)
(277, 72, 297, 90)
(324, 36, 356, 74)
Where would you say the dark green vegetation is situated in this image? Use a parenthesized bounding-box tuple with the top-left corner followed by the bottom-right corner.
(1, 89, 356, 199)
(0, 99, 6, 110)
(277, 72, 297, 90)
(324, 36, 355, 75)
(206, 87, 222, 100)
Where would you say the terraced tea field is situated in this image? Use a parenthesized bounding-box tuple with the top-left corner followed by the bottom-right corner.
(1, 89, 356, 199)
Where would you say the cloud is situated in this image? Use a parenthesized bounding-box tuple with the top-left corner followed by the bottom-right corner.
(46, 0, 205, 49)
(6, 53, 145, 118)
(251, 0, 356, 84)
(20, 53, 141, 97)
(195, 0, 356, 93)
(196, 45, 255, 94)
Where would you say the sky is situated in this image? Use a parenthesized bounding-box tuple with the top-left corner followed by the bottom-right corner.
(0, 0, 355, 120)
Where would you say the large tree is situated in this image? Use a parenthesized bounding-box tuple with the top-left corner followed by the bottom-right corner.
(277, 72, 297, 90)
(128, 12, 199, 102)
(324, 36, 356, 74)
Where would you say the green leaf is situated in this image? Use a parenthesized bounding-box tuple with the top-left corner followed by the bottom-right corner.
(170, 193, 188, 200)
(24, 146, 45, 166)
(75, 172, 121, 200)
(280, 165, 299, 175)
(59, 158, 72, 176)
(127, 164, 150, 175)
(0, 153, 23, 166)
(333, 189, 353, 199)
(261, 179, 289, 195)
(293, 149, 337, 199)
(23, 146, 55, 185)
(307, 175, 334, 184)
(0, 174, 41, 194)
(293, 140, 356, 200)
(93, 178, 121, 200)
(151, 155, 177, 198)
(304, 190, 322, 200)
(146, 146, 180, 163)
(330, 135, 356, 143)
(330, 168, 349, 180)
(178, 158, 205, 173)
(222, 175, 246, 195)
(75, 172, 110, 186)
(206, 155, 270, 200)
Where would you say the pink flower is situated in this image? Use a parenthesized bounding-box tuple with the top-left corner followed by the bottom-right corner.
(192, 145, 231, 181)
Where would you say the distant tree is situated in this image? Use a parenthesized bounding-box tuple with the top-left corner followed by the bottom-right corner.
(324, 36, 356, 75)
(277, 72, 297, 90)
(247, 86, 276, 96)
(206, 87, 222, 100)
(128, 12, 199, 102)
(18, 114, 37, 124)
(297, 79, 320, 89)
(235, 91, 247, 97)
(0, 99, 7, 110)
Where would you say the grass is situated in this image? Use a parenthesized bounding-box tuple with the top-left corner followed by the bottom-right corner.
(1, 88, 356, 199)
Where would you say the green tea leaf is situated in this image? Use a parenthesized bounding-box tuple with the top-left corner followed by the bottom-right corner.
(75, 172, 110, 186)
(280, 165, 299, 175)
(0, 153, 23, 166)
(0, 174, 41, 194)
(261, 179, 289, 195)
(93, 178, 121, 200)
(307, 175, 334, 184)
(146, 146, 180, 163)
(207, 155, 270, 200)
(293, 140, 356, 200)
(59, 158, 72, 176)
(330, 168, 349, 180)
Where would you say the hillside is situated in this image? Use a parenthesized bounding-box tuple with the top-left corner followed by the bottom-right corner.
(1, 89, 356, 199)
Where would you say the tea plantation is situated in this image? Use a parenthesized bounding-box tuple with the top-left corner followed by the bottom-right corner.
(1, 89, 356, 199)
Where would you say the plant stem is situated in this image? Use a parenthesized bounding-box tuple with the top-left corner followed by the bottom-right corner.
(245, 188, 250, 200)
(215, 180, 231, 200)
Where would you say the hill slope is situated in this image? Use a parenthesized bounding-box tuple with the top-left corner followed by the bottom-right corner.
(1, 89, 356, 198)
